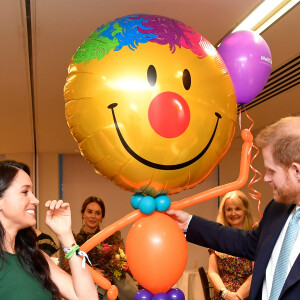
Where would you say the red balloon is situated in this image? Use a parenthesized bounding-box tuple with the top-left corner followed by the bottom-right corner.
(126, 212, 188, 294)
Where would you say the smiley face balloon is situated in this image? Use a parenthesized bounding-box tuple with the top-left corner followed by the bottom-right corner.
(64, 14, 237, 197)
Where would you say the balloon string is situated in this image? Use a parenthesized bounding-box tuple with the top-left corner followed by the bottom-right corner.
(238, 105, 242, 132)
(240, 107, 263, 226)
(245, 109, 254, 131)
(248, 144, 263, 221)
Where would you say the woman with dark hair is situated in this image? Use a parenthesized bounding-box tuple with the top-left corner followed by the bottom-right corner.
(62, 196, 138, 299)
(77, 196, 121, 281)
(0, 160, 98, 300)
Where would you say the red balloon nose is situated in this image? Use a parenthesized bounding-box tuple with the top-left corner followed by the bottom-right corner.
(148, 92, 190, 138)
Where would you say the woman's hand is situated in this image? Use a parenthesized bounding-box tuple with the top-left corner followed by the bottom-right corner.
(224, 291, 244, 300)
(45, 200, 72, 240)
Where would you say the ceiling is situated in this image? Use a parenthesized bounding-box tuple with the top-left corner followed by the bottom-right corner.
(0, 0, 299, 155)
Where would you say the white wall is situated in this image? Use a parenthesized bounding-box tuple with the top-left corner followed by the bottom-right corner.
(37, 153, 60, 240)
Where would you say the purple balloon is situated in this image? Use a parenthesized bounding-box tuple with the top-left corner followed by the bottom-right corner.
(167, 288, 185, 300)
(218, 30, 272, 104)
(134, 289, 153, 300)
(152, 293, 170, 300)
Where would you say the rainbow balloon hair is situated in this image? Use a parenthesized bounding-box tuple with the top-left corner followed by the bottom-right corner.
(72, 14, 213, 64)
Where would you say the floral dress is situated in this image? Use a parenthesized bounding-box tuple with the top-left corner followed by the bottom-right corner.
(76, 227, 124, 280)
(76, 228, 138, 300)
(61, 227, 124, 279)
(209, 250, 253, 300)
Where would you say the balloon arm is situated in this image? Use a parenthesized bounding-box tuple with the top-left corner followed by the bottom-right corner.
(81, 210, 142, 252)
(88, 264, 111, 289)
(80, 210, 142, 298)
(170, 129, 253, 210)
(88, 266, 118, 300)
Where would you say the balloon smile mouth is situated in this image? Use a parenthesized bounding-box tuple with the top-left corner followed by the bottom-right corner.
(108, 103, 222, 170)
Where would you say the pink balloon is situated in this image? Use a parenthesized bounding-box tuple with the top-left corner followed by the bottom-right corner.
(218, 30, 272, 104)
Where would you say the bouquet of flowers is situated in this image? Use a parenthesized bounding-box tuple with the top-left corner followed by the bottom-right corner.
(97, 243, 129, 281)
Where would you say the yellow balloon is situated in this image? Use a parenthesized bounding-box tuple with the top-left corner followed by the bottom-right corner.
(64, 14, 236, 197)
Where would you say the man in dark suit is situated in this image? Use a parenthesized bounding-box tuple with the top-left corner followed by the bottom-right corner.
(167, 116, 300, 300)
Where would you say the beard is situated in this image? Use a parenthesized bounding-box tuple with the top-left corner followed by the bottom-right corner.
(273, 174, 300, 204)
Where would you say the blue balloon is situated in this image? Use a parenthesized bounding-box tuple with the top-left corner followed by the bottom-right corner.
(139, 196, 156, 214)
(131, 193, 144, 209)
(152, 292, 170, 300)
(167, 288, 185, 300)
(156, 195, 171, 212)
(134, 289, 153, 300)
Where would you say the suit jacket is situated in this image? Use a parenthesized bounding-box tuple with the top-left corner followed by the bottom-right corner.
(186, 200, 300, 300)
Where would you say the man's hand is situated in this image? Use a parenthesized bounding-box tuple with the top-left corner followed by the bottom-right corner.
(166, 209, 192, 232)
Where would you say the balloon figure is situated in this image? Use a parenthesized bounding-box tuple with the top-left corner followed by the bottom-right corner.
(64, 14, 267, 299)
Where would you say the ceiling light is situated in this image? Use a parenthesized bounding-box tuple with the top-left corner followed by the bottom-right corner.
(232, 0, 300, 34)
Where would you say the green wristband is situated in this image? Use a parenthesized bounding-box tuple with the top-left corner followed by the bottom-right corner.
(65, 244, 80, 259)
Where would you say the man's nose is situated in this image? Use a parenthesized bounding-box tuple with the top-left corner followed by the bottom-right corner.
(264, 173, 270, 182)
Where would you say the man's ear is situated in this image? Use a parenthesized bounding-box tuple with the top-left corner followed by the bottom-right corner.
(291, 162, 300, 181)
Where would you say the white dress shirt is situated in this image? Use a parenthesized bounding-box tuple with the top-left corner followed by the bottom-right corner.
(262, 206, 300, 299)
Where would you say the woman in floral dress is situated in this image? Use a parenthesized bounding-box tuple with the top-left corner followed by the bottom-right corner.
(62, 196, 137, 300)
(76, 196, 124, 283)
(208, 191, 255, 300)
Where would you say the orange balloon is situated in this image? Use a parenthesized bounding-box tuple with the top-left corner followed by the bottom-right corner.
(125, 212, 188, 294)
(107, 285, 118, 300)
(87, 265, 111, 289)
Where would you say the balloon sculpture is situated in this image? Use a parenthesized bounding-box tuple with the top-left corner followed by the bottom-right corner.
(64, 14, 271, 299)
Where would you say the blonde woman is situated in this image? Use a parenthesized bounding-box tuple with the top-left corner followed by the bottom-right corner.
(208, 191, 255, 300)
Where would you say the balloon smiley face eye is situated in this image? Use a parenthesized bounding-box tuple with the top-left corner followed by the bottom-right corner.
(182, 69, 191, 90)
(147, 65, 157, 87)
